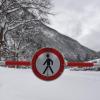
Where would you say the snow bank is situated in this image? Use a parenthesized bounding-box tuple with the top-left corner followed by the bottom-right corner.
(0, 67, 100, 100)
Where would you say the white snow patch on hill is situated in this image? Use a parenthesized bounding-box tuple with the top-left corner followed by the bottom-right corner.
(0, 67, 100, 100)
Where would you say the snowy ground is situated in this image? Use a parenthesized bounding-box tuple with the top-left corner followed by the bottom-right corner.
(0, 67, 100, 100)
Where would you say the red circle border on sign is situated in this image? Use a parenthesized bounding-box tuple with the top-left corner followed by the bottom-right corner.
(32, 48, 64, 81)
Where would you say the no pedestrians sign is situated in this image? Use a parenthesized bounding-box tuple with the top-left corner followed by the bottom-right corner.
(32, 48, 65, 81)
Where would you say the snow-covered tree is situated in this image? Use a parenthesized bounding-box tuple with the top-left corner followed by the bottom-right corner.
(0, 0, 52, 60)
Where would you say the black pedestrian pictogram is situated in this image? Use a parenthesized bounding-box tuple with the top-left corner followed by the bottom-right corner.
(43, 53, 54, 74)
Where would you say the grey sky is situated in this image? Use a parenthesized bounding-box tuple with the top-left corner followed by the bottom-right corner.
(49, 0, 100, 51)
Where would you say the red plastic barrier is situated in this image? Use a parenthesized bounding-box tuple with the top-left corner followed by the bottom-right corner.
(66, 62, 94, 67)
(5, 61, 31, 66)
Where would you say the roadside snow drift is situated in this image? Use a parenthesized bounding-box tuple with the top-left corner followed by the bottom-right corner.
(0, 67, 100, 100)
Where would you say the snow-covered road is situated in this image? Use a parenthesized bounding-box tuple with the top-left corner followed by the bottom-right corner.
(0, 67, 100, 100)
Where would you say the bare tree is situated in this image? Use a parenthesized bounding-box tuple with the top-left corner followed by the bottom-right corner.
(0, 0, 52, 60)
(18, 0, 53, 24)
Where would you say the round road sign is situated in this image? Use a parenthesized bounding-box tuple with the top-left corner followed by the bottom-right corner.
(32, 48, 64, 81)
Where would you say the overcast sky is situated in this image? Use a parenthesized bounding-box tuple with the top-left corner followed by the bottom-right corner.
(49, 0, 100, 51)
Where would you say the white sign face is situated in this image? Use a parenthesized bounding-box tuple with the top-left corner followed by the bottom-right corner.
(36, 52, 60, 77)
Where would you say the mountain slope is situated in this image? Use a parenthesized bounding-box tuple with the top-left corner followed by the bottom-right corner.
(35, 23, 98, 61)
(97, 52, 100, 58)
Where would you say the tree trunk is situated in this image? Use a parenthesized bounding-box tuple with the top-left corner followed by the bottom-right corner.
(0, 27, 4, 60)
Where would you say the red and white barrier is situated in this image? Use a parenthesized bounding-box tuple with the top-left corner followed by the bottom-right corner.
(66, 62, 100, 68)
(0, 61, 31, 67)
(0, 61, 100, 68)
